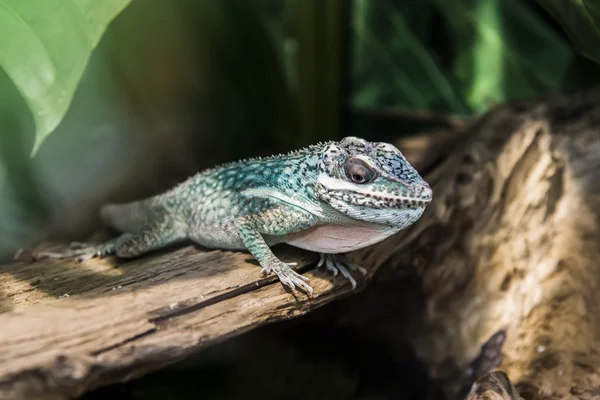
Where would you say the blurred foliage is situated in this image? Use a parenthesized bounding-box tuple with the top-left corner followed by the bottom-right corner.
(0, 0, 132, 154)
(350, 0, 590, 115)
(536, 0, 600, 65)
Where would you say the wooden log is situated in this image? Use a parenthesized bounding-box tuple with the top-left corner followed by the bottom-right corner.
(0, 243, 375, 400)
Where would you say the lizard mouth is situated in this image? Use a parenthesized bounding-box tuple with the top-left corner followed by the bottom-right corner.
(316, 174, 433, 209)
(358, 192, 431, 209)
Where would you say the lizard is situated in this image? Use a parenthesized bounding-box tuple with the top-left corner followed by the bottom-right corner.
(38, 136, 432, 294)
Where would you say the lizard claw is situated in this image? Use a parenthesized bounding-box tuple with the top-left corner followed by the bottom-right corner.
(317, 254, 367, 289)
(36, 242, 116, 262)
(263, 262, 313, 295)
(260, 262, 298, 275)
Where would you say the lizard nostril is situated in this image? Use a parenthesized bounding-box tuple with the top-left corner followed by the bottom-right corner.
(418, 184, 433, 201)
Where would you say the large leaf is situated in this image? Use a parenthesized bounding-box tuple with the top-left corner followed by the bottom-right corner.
(0, 0, 132, 154)
(535, 0, 600, 65)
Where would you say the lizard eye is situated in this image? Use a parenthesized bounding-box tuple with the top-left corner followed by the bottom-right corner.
(344, 158, 376, 184)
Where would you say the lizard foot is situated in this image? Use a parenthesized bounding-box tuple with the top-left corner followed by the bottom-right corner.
(261, 262, 314, 295)
(36, 241, 116, 263)
(317, 254, 367, 289)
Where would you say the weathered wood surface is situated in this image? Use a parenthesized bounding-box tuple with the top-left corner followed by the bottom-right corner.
(0, 241, 373, 400)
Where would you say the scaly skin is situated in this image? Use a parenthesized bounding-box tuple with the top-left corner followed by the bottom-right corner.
(38, 137, 432, 294)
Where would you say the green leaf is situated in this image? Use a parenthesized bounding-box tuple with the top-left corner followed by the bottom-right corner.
(535, 0, 600, 65)
(0, 0, 132, 155)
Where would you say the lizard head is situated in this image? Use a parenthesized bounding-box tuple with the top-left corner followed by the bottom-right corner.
(316, 136, 432, 228)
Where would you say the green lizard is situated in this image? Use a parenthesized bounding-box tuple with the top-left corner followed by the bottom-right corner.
(40, 137, 432, 294)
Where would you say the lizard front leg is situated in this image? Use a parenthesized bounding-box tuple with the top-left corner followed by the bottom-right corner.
(37, 215, 187, 262)
(236, 204, 319, 294)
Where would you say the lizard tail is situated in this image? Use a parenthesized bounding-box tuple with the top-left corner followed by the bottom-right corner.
(100, 201, 150, 233)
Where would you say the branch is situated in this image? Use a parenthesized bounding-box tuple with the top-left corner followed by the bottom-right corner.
(0, 244, 369, 400)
